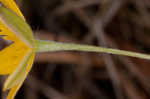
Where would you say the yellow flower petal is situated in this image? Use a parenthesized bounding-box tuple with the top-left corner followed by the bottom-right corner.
(6, 53, 35, 99)
(0, 1, 35, 99)
(3, 50, 32, 90)
(0, 5, 35, 47)
(0, 18, 17, 41)
(0, 20, 29, 74)
(0, 0, 24, 19)
(6, 83, 22, 99)
(0, 42, 29, 74)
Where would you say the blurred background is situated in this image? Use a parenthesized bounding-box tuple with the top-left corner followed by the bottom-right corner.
(1, 0, 150, 99)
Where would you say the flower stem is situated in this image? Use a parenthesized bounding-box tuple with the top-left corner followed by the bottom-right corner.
(35, 40, 150, 60)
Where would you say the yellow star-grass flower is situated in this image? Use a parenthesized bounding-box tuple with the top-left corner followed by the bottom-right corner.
(1, 0, 150, 99)
(0, 0, 35, 99)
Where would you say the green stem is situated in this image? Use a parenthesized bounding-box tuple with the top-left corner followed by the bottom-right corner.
(35, 40, 150, 60)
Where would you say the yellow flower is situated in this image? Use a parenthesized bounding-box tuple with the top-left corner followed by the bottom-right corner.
(0, 0, 35, 99)
(1, 0, 150, 99)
